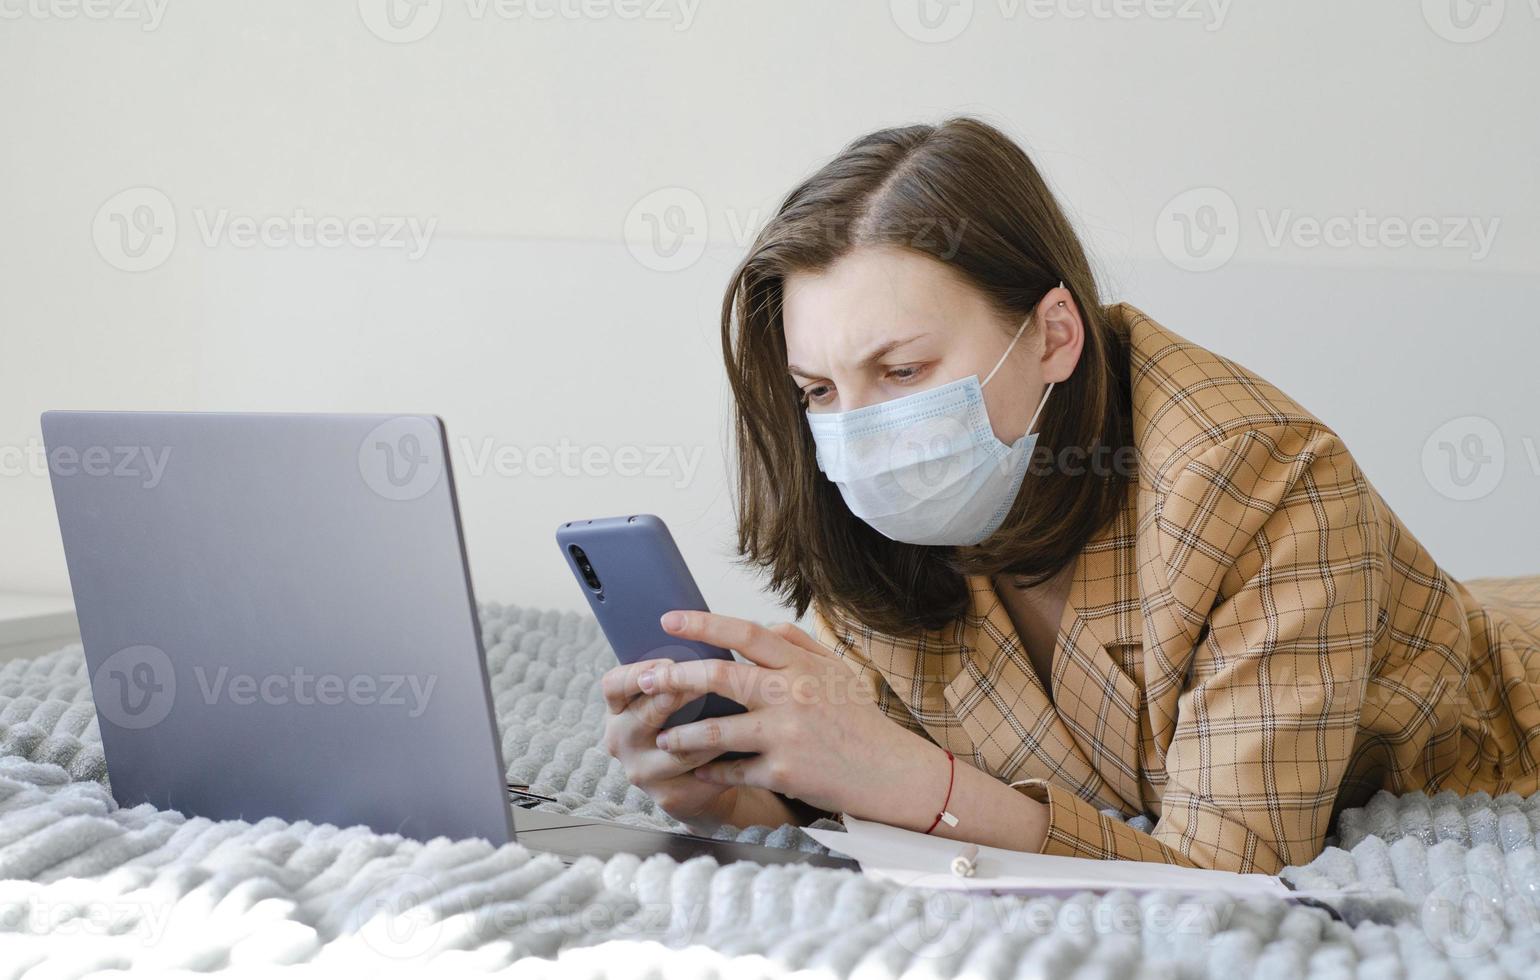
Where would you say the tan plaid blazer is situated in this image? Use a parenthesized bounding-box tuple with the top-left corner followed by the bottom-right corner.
(812, 304, 1540, 874)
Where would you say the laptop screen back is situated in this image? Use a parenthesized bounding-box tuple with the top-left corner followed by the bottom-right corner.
(42, 411, 514, 845)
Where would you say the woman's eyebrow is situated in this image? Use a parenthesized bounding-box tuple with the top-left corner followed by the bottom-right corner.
(786, 333, 929, 379)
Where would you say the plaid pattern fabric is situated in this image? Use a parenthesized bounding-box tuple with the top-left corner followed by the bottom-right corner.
(811, 304, 1540, 874)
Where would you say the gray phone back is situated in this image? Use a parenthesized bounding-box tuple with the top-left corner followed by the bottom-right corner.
(556, 514, 746, 730)
(41, 411, 514, 845)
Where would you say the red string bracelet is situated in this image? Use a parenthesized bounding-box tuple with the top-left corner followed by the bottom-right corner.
(924, 749, 958, 834)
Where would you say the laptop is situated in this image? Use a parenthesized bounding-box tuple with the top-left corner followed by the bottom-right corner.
(41, 411, 851, 871)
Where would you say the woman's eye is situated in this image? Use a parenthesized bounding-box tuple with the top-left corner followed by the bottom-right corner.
(803, 384, 835, 406)
(886, 364, 926, 383)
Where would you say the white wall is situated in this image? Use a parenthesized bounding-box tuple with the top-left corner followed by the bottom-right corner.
(2, 1, 1537, 622)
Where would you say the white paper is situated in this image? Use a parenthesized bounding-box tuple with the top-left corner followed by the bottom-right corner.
(805, 816, 1290, 898)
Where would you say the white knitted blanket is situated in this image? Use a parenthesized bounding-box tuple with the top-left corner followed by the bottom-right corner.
(2, 602, 1539, 978)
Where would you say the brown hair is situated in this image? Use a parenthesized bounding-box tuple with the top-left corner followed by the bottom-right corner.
(720, 117, 1134, 635)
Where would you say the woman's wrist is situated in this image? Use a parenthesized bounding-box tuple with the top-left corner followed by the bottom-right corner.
(894, 735, 956, 832)
(864, 731, 1050, 852)
(837, 728, 955, 831)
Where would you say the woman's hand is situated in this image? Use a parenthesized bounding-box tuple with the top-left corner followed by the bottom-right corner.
(629, 610, 947, 826)
(604, 610, 1052, 850)
(599, 656, 744, 827)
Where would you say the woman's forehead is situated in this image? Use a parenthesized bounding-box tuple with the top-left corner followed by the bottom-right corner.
(782, 252, 990, 368)
(786, 247, 962, 307)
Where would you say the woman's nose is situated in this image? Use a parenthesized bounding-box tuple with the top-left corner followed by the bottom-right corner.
(830, 380, 886, 413)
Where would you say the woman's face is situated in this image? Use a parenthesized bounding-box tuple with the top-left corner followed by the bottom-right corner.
(782, 246, 1083, 444)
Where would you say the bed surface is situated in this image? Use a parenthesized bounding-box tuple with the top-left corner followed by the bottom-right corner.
(3, 601, 1540, 977)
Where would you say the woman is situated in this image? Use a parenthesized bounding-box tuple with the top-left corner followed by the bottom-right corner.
(598, 117, 1540, 873)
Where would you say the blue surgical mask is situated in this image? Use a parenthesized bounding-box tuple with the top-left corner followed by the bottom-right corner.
(806, 313, 1054, 547)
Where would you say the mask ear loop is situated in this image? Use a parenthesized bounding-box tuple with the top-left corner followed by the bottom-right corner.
(982, 281, 1065, 436)
(982, 281, 1066, 387)
(1023, 380, 1055, 437)
(980, 315, 1032, 387)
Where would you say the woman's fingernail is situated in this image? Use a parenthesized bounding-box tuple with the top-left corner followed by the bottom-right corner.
(661, 611, 684, 631)
(638, 670, 655, 693)
(693, 767, 713, 782)
(655, 733, 669, 750)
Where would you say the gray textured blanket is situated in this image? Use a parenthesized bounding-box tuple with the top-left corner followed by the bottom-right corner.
(2, 602, 1538, 977)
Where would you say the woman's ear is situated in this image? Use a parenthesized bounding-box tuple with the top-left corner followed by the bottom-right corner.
(1035, 284, 1084, 385)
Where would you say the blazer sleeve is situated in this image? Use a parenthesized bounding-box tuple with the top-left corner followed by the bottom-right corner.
(809, 604, 933, 739)
(1014, 424, 1381, 873)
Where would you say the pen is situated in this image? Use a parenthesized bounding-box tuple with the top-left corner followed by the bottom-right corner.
(951, 843, 979, 877)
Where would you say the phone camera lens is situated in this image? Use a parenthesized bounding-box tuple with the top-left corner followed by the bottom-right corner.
(569, 543, 602, 593)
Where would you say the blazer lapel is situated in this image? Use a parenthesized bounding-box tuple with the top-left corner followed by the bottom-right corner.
(1048, 480, 1146, 813)
(941, 588, 1131, 814)
(941, 481, 1146, 816)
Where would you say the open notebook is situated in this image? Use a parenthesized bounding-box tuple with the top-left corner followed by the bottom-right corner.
(804, 816, 1292, 898)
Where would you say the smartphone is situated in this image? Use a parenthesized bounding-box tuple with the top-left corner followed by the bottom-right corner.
(556, 514, 751, 759)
